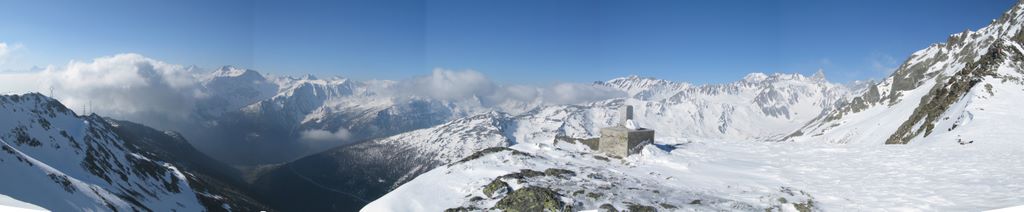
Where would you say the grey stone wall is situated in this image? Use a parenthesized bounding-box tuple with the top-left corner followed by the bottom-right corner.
(599, 127, 654, 157)
(599, 127, 629, 157)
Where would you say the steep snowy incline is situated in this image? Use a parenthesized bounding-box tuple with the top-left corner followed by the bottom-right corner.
(0, 94, 204, 211)
(787, 1, 1024, 145)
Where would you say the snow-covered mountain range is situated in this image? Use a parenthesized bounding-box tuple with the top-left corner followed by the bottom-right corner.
(0, 61, 851, 211)
(246, 70, 849, 211)
(186, 67, 530, 164)
(4, 1, 1024, 211)
(171, 62, 849, 165)
(363, 1, 1024, 211)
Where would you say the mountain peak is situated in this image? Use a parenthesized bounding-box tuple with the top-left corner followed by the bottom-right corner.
(811, 69, 827, 81)
(212, 65, 262, 78)
(743, 72, 769, 82)
(604, 75, 670, 86)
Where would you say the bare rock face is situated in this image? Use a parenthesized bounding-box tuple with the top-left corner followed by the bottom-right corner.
(787, 0, 1024, 144)
(886, 40, 1013, 144)
(0, 94, 204, 211)
(493, 186, 571, 212)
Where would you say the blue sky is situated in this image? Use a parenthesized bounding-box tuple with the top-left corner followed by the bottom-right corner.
(0, 0, 1015, 84)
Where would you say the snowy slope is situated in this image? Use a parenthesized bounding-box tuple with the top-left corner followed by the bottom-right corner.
(0, 94, 204, 211)
(0, 194, 46, 212)
(787, 2, 1024, 145)
(366, 135, 1024, 211)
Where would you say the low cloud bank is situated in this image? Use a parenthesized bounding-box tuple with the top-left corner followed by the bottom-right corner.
(399, 68, 627, 106)
(6, 53, 626, 131)
(1, 53, 630, 164)
(299, 128, 355, 152)
(39, 54, 203, 129)
(300, 128, 353, 142)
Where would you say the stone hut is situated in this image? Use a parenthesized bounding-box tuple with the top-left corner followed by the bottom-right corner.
(598, 105, 655, 157)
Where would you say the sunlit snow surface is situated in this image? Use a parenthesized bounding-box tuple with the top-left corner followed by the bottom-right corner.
(367, 136, 1024, 211)
(0, 194, 46, 212)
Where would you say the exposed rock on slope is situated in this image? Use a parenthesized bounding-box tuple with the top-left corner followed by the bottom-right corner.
(106, 119, 272, 211)
(787, 1, 1024, 145)
(0, 94, 204, 211)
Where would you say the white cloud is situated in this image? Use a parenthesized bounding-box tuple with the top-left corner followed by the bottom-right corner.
(15, 53, 625, 131)
(0, 72, 41, 94)
(493, 84, 541, 102)
(395, 68, 625, 106)
(39, 53, 204, 127)
(299, 128, 352, 142)
(298, 128, 354, 151)
(543, 83, 626, 104)
(400, 68, 496, 100)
